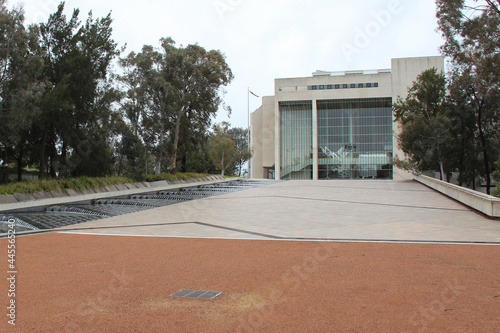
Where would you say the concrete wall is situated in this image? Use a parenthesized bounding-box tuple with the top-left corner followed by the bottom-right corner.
(274, 72, 393, 102)
(250, 105, 263, 178)
(0, 176, 228, 212)
(391, 56, 445, 100)
(250, 96, 275, 179)
(391, 56, 445, 180)
(415, 174, 500, 218)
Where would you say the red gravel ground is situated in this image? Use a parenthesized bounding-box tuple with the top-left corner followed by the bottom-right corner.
(1, 233, 500, 332)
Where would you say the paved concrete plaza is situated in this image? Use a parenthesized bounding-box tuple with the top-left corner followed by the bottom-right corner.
(59, 179, 500, 243)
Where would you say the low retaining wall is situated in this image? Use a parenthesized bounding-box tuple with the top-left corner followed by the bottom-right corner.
(0, 175, 227, 211)
(414, 174, 500, 218)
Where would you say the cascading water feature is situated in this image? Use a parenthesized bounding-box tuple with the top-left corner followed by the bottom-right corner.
(0, 179, 279, 234)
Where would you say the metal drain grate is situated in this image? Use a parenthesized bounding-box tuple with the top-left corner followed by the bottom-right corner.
(169, 289, 222, 300)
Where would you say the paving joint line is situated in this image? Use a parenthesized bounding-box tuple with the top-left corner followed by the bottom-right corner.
(52, 231, 500, 245)
(206, 195, 469, 212)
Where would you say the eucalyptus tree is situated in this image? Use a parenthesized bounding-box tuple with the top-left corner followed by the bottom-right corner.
(228, 127, 250, 177)
(436, 0, 500, 193)
(493, 158, 500, 197)
(209, 122, 235, 177)
(35, 2, 120, 178)
(167, 41, 233, 174)
(119, 42, 176, 174)
(0, 0, 44, 181)
(117, 51, 147, 137)
(119, 37, 233, 174)
(394, 68, 453, 180)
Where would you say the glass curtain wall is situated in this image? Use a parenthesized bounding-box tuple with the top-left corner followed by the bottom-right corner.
(317, 98, 393, 179)
(280, 101, 313, 180)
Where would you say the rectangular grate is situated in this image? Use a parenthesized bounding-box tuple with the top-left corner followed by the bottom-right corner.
(169, 289, 222, 300)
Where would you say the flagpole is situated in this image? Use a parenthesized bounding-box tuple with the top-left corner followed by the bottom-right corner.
(247, 87, 250, 179)
(247, 88, 259, 179)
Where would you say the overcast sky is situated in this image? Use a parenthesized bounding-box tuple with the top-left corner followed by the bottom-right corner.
(19, 0, 445, 129)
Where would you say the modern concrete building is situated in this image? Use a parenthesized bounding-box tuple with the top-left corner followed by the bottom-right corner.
(250, 56, 445, 180)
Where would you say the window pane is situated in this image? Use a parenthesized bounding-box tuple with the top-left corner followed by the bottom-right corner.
(280, 101, 313, 180)
(316, 98, 393, 179)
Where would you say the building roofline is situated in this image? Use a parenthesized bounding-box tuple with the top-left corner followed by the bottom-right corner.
(274, 55, 444, 81)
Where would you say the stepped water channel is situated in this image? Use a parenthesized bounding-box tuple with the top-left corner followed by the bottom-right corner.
(0, 179, 277, 234)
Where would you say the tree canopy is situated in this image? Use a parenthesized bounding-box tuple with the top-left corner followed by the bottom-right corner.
(436, 0, 500, 193)
(0, 1, 239, 182)
(118, 38, 234, 175)
(397, 1, 500, 195)
(394, 68, 453, 180)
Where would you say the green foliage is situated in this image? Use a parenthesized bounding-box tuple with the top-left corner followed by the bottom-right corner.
(0, 2, 236, 183)
(34, 2, 120, 179)
(118, 38, 234, 174)
(394, 68, 453, 180)
(0, 0, 45, 181)
(0, 176, 134, 195)
(116, 128, 146, 180)
(209, 122, 236, 176)
(143, 172, 212, 182)
(0, 166, 38, 176)
(72, 141, 115, 178)
(228, 127, 251, 177)
(493, 158, 500, 197)
(184, 140, 218, 175)
(0, 172, 219, 195)
(436, 0, 500, 193)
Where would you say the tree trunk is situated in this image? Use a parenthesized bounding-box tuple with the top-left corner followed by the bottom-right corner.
(476, 103, 491, 195)
(157, 128, 164, 174)
(39, 130, 47, 180)
(117, 155, 124, 176)
(181, 152, 187, 173)
(458, 136, 465, 186)
(221, 151, 224, 176)
(61, 139, 67, 178)
(439, 160, 445, 181)
(170, 109, 183, 175)
(16, 149, 23, 182)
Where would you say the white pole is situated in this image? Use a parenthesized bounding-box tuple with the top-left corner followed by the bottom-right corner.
(247, 87, 251, 179)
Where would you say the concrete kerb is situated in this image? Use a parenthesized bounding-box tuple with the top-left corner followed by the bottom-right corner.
(0, 176, 232, 213)
(414, 174, 500, 218)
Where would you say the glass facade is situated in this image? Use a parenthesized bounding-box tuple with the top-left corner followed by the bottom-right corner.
(317, 98, 393, 179)
(280, 101, 313, 180)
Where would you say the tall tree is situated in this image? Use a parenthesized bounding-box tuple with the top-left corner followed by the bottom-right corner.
(436, 0, 500, 193)
(117, 51, 147, 137)
(394, 68, 453, 180)
(167, 41, 234, 174)
(35, 2, 120, 178)
(0, 0, 44, 181)
(228, 127, 251, 177)
(492, 157, 500, 197)
(119, 38, 233, 174)
(209, 122, 235, 177)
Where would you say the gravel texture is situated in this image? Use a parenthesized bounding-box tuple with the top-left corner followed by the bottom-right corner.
(1, 233, 499, 332)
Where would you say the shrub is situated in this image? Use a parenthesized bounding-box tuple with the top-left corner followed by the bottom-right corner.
(0, 176, 134, 195)
(0, 173, 216, 195)
(493, 158, 500, 198)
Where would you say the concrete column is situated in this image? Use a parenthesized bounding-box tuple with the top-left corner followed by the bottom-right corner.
(312, 99, 318, 180)
(274, 98, 281, 180)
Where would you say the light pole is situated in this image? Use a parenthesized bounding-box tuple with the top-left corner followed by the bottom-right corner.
(247, 88, 259, 179)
